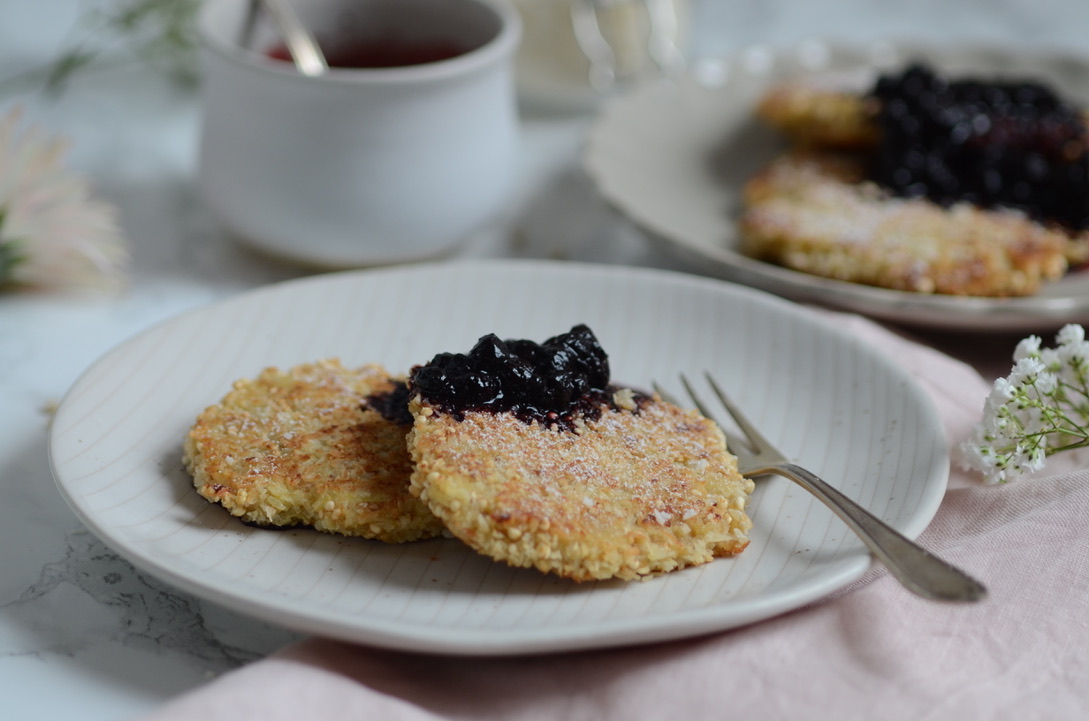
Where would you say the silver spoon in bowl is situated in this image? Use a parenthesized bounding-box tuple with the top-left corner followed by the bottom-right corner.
(239, 0, 329, 76)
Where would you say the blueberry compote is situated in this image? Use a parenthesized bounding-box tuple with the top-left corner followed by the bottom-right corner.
(868, 63, 1089, 232)
(365, 380, 414, 426)
(409, 324, 638, 431)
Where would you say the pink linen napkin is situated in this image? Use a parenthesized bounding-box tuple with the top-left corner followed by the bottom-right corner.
(138, 312, 1089, 721)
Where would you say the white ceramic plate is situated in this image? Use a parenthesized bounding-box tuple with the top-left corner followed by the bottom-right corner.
(584, 41, 1089, 332)
(49, 260, 947, 655)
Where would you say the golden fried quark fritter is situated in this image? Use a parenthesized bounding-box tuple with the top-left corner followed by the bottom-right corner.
(185, 359, 442, 543)
(407, 389, 755, 582)
(756, 75, 880, 151)
(739, 150, 1070, 296)
(744, 64, 1089, 292)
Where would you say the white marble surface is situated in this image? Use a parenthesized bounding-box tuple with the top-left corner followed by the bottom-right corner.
(4, 1, 1089, 718)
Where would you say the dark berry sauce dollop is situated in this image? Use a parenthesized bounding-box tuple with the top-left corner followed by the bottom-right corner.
(409, 324, 636, 430)
(364, 381, 414, 426)
(868, 63, 1089, 231)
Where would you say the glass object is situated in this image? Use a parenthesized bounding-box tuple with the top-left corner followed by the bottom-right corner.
(513, 0, 688, 110)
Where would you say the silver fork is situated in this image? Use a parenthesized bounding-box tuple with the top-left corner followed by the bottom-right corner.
(659, 373, 987, 603)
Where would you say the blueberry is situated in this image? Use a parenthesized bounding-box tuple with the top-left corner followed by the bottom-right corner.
(409, 325, 620, 430)
(868, 63, 1089, 231)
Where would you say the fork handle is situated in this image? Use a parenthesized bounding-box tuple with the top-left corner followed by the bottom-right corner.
(764, 462, 987, 602)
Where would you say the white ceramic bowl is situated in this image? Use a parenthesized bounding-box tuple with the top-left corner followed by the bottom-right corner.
(197, 0, 522, 266)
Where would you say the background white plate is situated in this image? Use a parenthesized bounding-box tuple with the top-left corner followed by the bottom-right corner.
(584, 42, 1089, 332)
(49, 260, 948, 655)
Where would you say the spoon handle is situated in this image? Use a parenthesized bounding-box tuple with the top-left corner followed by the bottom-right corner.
(245, 0, 329, 77)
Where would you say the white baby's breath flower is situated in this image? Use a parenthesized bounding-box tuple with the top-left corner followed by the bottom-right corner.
(959, 323, 1089, 483)
(1057, 324, 1086, 347)
(1054, 332, 1089, 388)
(990, 376, 1015, 401)
(1008, 356, 1048, 389)
(0, 107, 127, 293)
(1013, 334, 1041, 361)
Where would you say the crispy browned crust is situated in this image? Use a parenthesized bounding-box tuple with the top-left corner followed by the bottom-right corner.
(739, 150, 1071, 296)
(184, 359, 442, 543)
(407, 391, 755, 582)
(756, 80, 881, 150)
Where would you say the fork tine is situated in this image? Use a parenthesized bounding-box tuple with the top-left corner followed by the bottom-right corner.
(650, 381, 674, 404)
(674, 374, 753, 456)
(676, 375, 715, 421)
(655, 379, 738, 447)
(700, 372, 775, 455)
(688, 372, 784, 457)
(656, 377, 758, 456)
